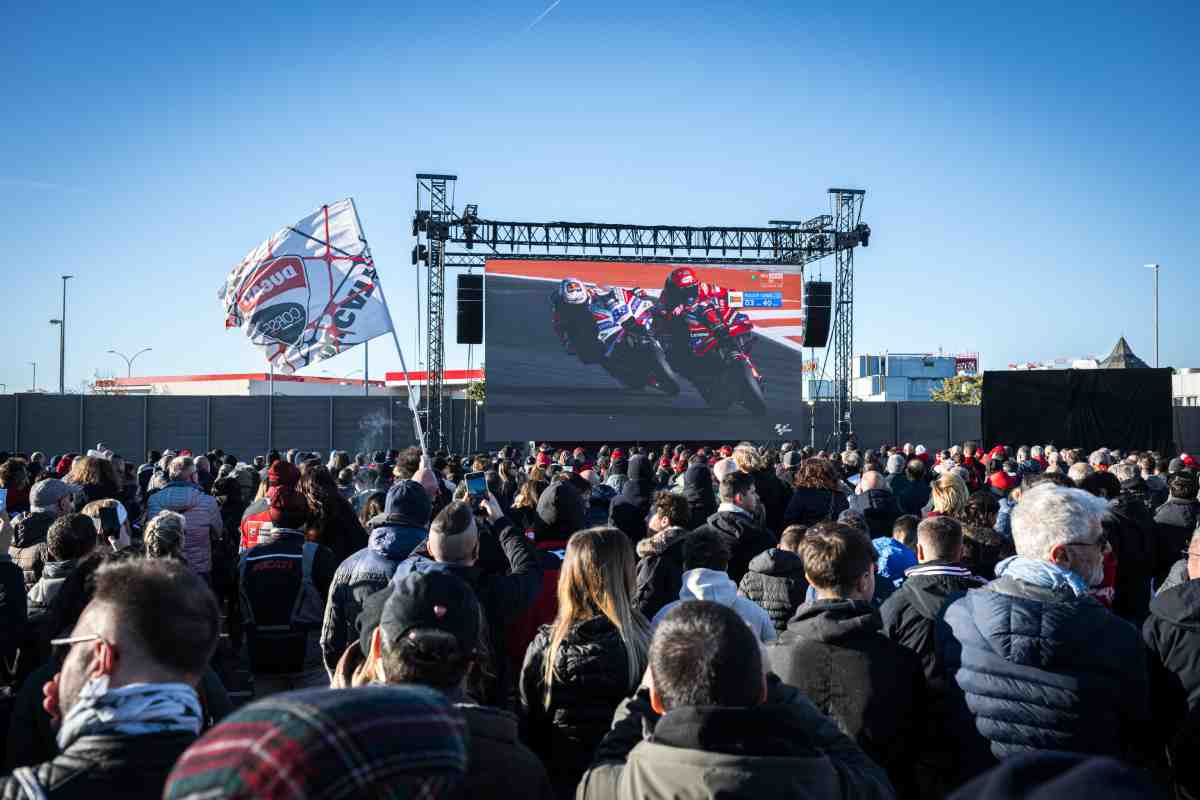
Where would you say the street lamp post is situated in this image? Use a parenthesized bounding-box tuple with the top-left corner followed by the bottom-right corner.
(106, 347, 153, 378)
(1145, 264, 1160, 368)
(58, 275, 72, 393)
(29, 362, 36, 392)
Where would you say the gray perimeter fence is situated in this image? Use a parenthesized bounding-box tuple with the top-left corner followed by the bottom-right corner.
(1, 395, 1197, 457)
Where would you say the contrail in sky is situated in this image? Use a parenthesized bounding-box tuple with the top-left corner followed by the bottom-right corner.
(526, 0, 562, 31)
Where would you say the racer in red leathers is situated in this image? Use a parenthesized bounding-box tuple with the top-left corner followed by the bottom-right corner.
(657, 266, 746, 376)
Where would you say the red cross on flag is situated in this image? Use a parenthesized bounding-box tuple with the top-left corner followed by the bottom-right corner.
(218, 199, 396, 374)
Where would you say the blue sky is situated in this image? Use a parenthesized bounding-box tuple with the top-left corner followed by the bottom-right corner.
(2, 0, 1197, 393)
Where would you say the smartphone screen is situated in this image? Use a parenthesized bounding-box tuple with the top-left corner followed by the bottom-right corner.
(0, 486, 6, 510)
(100, 505, 120, 531)
(465, 471, 487, 497)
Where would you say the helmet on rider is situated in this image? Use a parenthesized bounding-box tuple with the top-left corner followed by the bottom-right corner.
(663, 267, 699, 307)
(559, 278, 589, 305)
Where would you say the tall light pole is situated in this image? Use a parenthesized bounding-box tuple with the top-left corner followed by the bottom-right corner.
(29, 362, 36, 392)
(56, 275, 72, 393)
(1145, 264, 1159, 368)
(106, 347, 152, 378)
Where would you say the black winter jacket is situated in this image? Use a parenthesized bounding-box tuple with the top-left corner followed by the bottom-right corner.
(847, 488, 903, 538)
(879, 561, 985, 680)
(633, 527, 689, 619)
(895, 479, 932, 516)
(1155, 499, 1200, 586)
(608, 456, 654, 545)
(750, 467, 792, 536)
(691, 509, 776, 585)
(0, 731, 195, 800)
(520, 615, 636, 799)
(1105, 493, 1157, 623)
(0, 558, 25, 665)
(766, 599, 925, 797)
(1144, 579, 1200, 745)
(680, 465, 716, 530)
(737, 548, 807, 633)
(783, 486, 849, 527)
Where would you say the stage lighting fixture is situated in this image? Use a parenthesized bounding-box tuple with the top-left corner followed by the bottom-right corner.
(411, 244, 429, 265)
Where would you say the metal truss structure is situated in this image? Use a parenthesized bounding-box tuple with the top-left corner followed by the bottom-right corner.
(414, 174, 868, 450)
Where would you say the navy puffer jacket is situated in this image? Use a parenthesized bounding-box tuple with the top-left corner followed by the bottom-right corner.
(940, 577, 1151, 766)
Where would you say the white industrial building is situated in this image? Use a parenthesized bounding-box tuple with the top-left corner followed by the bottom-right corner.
(93, 369, 483, 399)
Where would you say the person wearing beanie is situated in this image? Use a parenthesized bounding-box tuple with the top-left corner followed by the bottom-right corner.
(358, 571, 554, 800)
(238, 487, 337, 696)
(164, 685, 469, 800)
(238, 460, 300, 552)
(319, 479, 433, 675)
(11, 478, 74, 590)
(608, 454, 655, 546)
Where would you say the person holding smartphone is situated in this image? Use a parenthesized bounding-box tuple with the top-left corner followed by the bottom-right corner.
(81, 499, 133, 553)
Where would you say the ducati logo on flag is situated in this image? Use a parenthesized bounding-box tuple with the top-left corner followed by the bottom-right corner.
(218, 199, 396, 374)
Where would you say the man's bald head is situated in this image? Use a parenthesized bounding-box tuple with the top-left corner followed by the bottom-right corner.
(858, 470, 886, 492)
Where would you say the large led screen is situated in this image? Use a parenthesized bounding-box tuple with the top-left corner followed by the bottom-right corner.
(485, 259, 810, 441)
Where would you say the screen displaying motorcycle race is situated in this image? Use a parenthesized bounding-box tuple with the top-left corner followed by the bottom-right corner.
(484, 258, 811, 441)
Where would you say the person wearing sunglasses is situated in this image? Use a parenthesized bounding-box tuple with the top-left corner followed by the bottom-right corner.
(0, 558, 219, 800)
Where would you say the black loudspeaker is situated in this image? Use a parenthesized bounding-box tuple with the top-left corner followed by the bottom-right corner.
(457, 274, 484, 344)
(802, 281, 832, 347)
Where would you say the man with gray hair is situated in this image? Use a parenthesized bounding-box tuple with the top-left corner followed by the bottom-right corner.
(146, 456, 223, 583)
(1066, 461, 1093, 484)
(937, 482, 1151, 778)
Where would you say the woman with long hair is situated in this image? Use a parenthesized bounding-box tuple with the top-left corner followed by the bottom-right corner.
(299, 464, 368, 564)
(64, 455, 121, 509)
(520, 527, 650, 799)
(929, 472, 969, 519)
(509, 478, 548, 534)
(784, 457, 850, 527)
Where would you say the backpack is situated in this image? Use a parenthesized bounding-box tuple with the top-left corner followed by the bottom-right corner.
(238, 541, 323, 673)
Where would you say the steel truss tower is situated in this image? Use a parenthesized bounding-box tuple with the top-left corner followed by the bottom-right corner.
(415, 174, 457, 451)
(830, 189, 866, 451)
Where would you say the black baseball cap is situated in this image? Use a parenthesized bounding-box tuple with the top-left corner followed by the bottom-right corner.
(376, 570, 481, 655)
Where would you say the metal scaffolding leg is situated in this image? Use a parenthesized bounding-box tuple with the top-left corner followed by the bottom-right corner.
(417, 174, 456, 451)
(830, 189, 865, 452)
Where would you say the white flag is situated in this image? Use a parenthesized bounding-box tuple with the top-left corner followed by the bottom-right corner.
(218, 199, 394, 374)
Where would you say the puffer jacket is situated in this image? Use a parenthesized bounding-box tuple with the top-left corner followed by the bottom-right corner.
(0, 730, 196, 800)
(27, 559, 76, 619)
(940, 576, 1151, 768)
(145, 481, 221, 574)
(319, 521, 426, 673)
(767, 599, 925, 797)
(10, 510, 53, 589)
(633, 527, 689, 619)
(519, 615, 636, 799)
(783, 486, 849, 527)
(578, 676, 894, 800)
(690, 508, 776, 585)
(1143, 579, 1200, 742)
(737, 548, 807, 633)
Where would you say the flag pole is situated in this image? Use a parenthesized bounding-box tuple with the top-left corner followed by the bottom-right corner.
(348, 198, 428, 455)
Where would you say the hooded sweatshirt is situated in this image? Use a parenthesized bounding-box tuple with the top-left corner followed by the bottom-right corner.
(651, 568, 776, 643)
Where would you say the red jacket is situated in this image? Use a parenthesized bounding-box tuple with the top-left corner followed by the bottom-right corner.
(506, 539, 566, 679)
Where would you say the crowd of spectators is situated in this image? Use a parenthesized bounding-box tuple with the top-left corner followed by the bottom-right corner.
(0, 438, 1194, 798)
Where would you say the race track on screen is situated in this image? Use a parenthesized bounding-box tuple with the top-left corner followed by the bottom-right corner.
(485, 275, 809, 441)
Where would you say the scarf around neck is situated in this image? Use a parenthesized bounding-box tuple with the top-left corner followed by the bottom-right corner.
(56, 676, 202, 751)
(994, 555, 1090, 598)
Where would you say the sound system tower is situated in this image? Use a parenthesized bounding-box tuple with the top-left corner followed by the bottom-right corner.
(457, 274, 483, 344)
(801, 281, 832, 348)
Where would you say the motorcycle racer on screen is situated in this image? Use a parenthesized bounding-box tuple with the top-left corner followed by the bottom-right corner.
(550, 277, 680, 395)
(657, 266, 767, 415)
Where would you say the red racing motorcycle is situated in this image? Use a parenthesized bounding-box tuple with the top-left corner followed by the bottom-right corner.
(674, 300, 767, 416)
